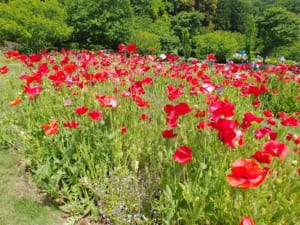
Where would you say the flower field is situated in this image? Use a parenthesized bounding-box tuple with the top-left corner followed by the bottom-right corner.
(0, 45, 300, 225)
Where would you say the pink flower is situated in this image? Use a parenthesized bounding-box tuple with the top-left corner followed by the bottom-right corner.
(239, 216, 256, 225)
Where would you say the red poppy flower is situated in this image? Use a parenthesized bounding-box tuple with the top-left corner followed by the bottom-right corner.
(241, 84, 269, 97)
(211, 119, 241, 148)
(281, 116, 300, 127)
(6, 50, 19, 58)
(239, 216, 256, 225)
(141, 113, 149, 121)
(240, 112, 263, 129)
(164, 102, 192, 128)
(41, 119, 59, 135)
(267, 118, 277, 126)
(208, 100, 235, 121)
(0, 65, 9, 74)
(121, 126, 127, 133)
(285, 133, 294, 141)
(63, 120, 79, 129)
(206, 53, 216, 61)
(23, 85, 42, 99)
(118, 43, 125, 53)
(121, 91, 131, 98)
(126, 44, 137, 53)
(88, 109, 103, 121)
(162, 129, 178, 138)
(194, 110, 206, 117)
(254, 127, 277, 140)
(166, 54, 179, 61)
(9, 97, 22, 106)
(167, 84, 184, 101)
(173, 146, 192, 165)
(74, 106, 88, 115)
(251, 150, 272, 164)
(252, 100, 261, 108)
(38, 63, 49, 75)
(134, 96, 150, 107)
(95, 95, 118, 108)
(278, 111, 286, 118)
(262, 140, 289, 162)
(64, 63, 77, 73)
(294, 137, 300, 145)
(263, 109, 273, 117)
(29, 54, 42, 63)
(226, 158, 269, 189)
(197, 121, 207, 130)
(200, 82, 216, 94)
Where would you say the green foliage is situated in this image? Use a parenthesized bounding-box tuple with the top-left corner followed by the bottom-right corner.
(271, 40, 300, 62)
(260, 76, 300, 115)
(277, 0, 300, 14)
(194, 31, 240, 62)
(257, 7, 300, 60)
(131, 0, 167, 19)
(213, 0, 231, 30)
(129, 30, 161, 54)
(65, 0, 134, 50)
(181, 29, 192, 60)
(245, 14, 257, 61)
(214, 0, 255, 33)
(254, 0, 300, 15)
(230, 0, 254, 33)
(196, 0, 218, 28)
(131, 15, 180, 53)
(0, 0, 72, 53)
(164, 0, 196, 15)
(171, 11, 204, 38)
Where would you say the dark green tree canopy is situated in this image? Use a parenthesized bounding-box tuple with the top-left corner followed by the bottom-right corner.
(171, 11, 204, 39)
(257, 7, 300, 59)
(65, 0, 134, 50)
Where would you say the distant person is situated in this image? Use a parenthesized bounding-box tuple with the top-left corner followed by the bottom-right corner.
(280, 56, 285, 64)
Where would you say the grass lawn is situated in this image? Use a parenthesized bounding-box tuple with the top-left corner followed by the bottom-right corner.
(0, 148, 66, 225)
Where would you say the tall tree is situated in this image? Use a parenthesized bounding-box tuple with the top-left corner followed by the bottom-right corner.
(213, 0, 231, 30)
(195, 0, 218, 28)
(214, 0, 254, 33)
(181, 28, 192, 60)
(257, 7, 300, 60)
(65, 0, 133, 49)
(171, 11, 204, 38)
(230, 0, 254, 33)
(164, 0, 195, 15)
(131, 0, 166, 19)
(244, 14, 257, 61)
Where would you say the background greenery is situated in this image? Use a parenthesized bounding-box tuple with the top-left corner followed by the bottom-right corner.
(0, 0, 299, 62)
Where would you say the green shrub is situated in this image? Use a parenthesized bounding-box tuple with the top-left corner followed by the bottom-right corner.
(0, 0, 72, 53)
(129, 30, 161, 54)
(194, 31, 240, 62)
(271, 40, 300, 62)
